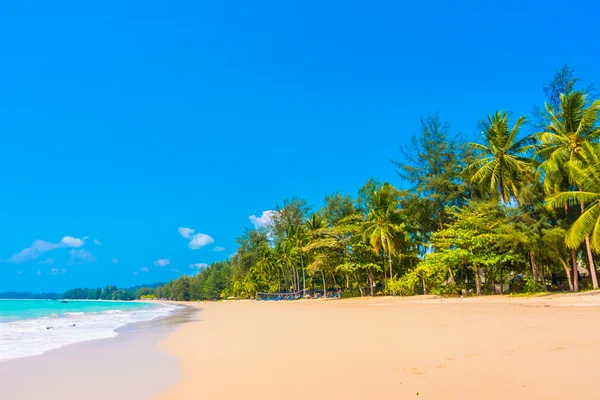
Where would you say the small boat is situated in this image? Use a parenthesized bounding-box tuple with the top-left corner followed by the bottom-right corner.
(61, 300, 68, 303)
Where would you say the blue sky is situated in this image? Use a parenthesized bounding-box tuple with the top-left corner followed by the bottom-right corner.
(1, 0, 599, 292)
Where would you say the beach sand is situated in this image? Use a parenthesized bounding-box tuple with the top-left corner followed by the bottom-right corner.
(158, 294, 600, 400)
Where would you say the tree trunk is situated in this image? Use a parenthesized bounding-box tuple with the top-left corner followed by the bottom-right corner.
(447, 268, 455, 285)
(321, 271, 327, 298)
(388, 250, 393, 281)
(293, 264, 300, 292)
(500, 269, 504, 294)
(571, 249, 579, 292)
(287, 266, 294, 292)
(421, 274, 427, 295)
(474, 266, 482, 296)
(301, 255, 306, 298)
(559, 258, 573, 292)
(368, 271, 374, 296)
(585, 236, 598, 290)
(499, 178, 507, 203)
(529, 251, 538, 282)
(382, 255, 386, 287)
(580, 199, 598, 289)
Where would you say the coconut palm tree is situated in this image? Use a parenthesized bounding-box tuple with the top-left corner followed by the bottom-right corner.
(546, 142, 600, 251)
(536, 91, 600, 191)
(537, 91, 600, 290)
(464, 111, 535, 203)
(362, 184, 403, 281)
(289, 225, 309, 297)
(254, 247, 277, 290)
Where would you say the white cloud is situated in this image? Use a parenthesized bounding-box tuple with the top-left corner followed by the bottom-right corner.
(189, 233, 214, 249)
(189, 263, 208, 269)
(61, 236, 85, 248)
(213, 246, 225, 252)
(5, 235, 87, 264)
(249, 210, 275, 229)
(39, 258, 55, 265)
(154, 258, 170, 267)
(178, 227, 195, 239)
(68, 249, 96, 264)
(15, 271, 23, 275)
(111, 258, 119, 264)
(170, 268, 180, 272)
(7, 240, 62, 263)
(179, 227, 215, 250)
(36, 269, 41, 276)
(93, 239, 102, 246)
(48, 268, 67, 275)
(139, 266, 149, 273)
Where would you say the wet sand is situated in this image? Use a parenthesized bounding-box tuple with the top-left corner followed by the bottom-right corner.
(0, 306, 195, 400)
(159, 294, 600, 400)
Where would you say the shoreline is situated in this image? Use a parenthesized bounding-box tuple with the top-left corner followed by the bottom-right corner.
(158, 294, 600, 399)
(0, 305, 196, 400)
(0, 299, 179, 362)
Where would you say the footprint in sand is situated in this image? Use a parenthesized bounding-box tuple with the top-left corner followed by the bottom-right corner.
(436, 364, 447, 369)
(551, 347, 566, 351)
(394, 367, 426, 374)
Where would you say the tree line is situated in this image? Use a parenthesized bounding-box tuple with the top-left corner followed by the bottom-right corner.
(61, 283, 164, 300)
(148, 65, 600, 301)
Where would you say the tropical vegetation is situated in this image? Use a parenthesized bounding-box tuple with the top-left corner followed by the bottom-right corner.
(144, 65, 600, 301)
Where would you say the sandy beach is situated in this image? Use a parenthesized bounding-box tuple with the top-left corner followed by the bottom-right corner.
(159, 294, 600, 400)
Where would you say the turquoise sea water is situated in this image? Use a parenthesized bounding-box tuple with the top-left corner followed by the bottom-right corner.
(0, 299, 156, 322)
(0, 299, 177, 361)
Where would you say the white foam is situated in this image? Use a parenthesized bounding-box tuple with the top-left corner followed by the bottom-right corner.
(0, 303, 179, 362)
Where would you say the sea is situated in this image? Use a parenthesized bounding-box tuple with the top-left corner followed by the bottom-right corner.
(0, 299, 177, 361)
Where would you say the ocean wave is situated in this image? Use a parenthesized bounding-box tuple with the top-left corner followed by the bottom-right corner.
(0, 303, 179, 362)
(64, 312, 85, 316)
(102, 310, 124, 314)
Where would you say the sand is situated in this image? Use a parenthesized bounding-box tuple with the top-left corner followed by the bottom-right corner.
(158, 294, 600, 400)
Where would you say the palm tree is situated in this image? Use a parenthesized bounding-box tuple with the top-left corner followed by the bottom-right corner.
(254, 247, 277, 291)
(464, 111, 535, 203)
(537, 91, 600, 290)
(362, 184, 403, 281)
(546, 142, 600, 252)
(289, 225, 309, 297)
(304, 213, 329, 296)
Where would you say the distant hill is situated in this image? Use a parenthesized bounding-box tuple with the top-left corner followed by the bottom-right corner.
(0, 282, 165, 301)
(0, 292, 61, 300)
(62, 282, 167, 300)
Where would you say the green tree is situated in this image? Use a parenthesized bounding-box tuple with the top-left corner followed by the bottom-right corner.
(271, 198, 311, 242)
(362, 183, 404, 281)
(171, 276, 191, 301)
(320, 192, 355, 226)
(547, 142, 600, 251)
(533, 64, 594, 131)
(393, 112, 470, 232)
(429, 202, 525, 295)
(537, 91, 600, 290)
(465, 111, 534, 203)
